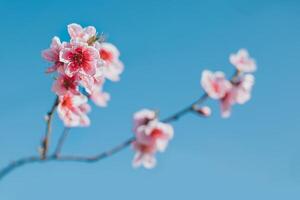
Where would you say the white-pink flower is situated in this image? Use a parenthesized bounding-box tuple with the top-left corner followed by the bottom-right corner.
(233, 74, 255, 104)
(43, 23, 126, 128)
(220, 90, 236, 118)
(132, 109, 174, 169)
(141, 120, 174, 152)
(220, 74, 255, 118)
(95, 42, 124, 81)
(89, 80, 110, 107)
(132, 146, 157, 169)
(52, 74, 79, 96)
(57, 94, 91, 127)
(133, 109, 156, 133)
(201, 70, 232, 99)
(229, 49, 256, 73)
(68, 23, 96, 43)
(60, 41, 100, 77)
(42, 36, 65, 73)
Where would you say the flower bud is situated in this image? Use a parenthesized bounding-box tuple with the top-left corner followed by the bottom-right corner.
(193, 106, 211, 117)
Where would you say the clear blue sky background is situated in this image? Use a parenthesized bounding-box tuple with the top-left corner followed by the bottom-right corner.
(0, 0, 299, 199)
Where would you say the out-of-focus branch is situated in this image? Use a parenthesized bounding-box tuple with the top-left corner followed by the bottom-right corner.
(54, 128, 70, 157)
(0, 137, 135, 180)
(162, 93, 208, 123)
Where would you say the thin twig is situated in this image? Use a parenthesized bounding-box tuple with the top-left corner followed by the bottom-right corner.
(162, 93, 208, 123)
(0, 156, 40, 180)
(57, 136, 136, 162)
(40, 96, 59, 159)
(54, 128, 70, 157)
(0, 137, 136, 179)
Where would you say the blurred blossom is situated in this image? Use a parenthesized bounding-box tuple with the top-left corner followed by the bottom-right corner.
(132, 109, 174, 169)
(230, 49, 256, 73)
(201, 49, 256, 118)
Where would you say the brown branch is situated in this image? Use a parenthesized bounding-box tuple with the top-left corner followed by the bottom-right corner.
(0, 137, 135, 179)
(162, 93, 208, 123)
(0, 70, 239, 181)
(40, 96, 59, 159)
(0, 93, 206, 180)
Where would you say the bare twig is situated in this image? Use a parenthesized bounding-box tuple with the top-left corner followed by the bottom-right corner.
(40, 96, 59, 159)
(162, 93, 208, 123)
(54, 128, 70, 157)
(0, 137, 135, 180)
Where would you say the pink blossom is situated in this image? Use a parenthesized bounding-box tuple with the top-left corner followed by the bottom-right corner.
(42, 36, 65, 73)
(230, 49, 256, 73)
(60, 41, 100, 77)
(133, 109, 156, 133)
(132, 146, 157, 169)
(67, 23, 96, 43)
(57, 94, 91, 127)
(43, 23, 126, 128)
(233, 74, 255, 104)
(220, 74, 255, 118)
(132, 126, 157, 169)
(89, 81, 110, 107)
(95, 42, 124, 81)
(52, 74, 79, 96)
(132, 109, 174, 169)
(220, 90, 236, 118)
(142, 120, 174, 152)
(77, 73, 97, 94)
(201, 70, 232, 99)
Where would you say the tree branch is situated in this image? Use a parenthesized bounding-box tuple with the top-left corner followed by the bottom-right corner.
(0, 137, 135, 179)
(40, 96, 59, 159)
(54, 127, 70, 157)
(0, 93, 205, 180)
(0, 70, 239, 181)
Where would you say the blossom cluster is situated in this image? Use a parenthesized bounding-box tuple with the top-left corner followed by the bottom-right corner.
(132, 109, 174, 169)
(42, 23, 123, 127)
(201, 49, 256, 117)
(131, 49, 256, 169)
(42, 25, 256, 169)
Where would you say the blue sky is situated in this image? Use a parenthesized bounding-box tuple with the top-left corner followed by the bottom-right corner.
(0, 0, 300, 199)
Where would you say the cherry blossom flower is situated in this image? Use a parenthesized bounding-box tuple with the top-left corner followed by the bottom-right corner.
(89, 80, 110, 107)
(77, 73, 97, 94)
(132, 109, 174, 169)
(233, 74, 255, 104)
(132, 145, 157, 169)
(229, 49, 256, 73)
(220, 90, 236, 118)
(133, 109, 157, 133)
(95, 42, 124, 81)
(42, 36, 65, 73)
(57, 94, 91, 127)
(142, 120, 174, 152)
(68, 23, 96, 43)
(60, 40, 100, 77)
(201, 70, 232, 99)
(52, 74, 79, 96)
(220, 74, 255, 118)
(42, 23, 126, 128)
